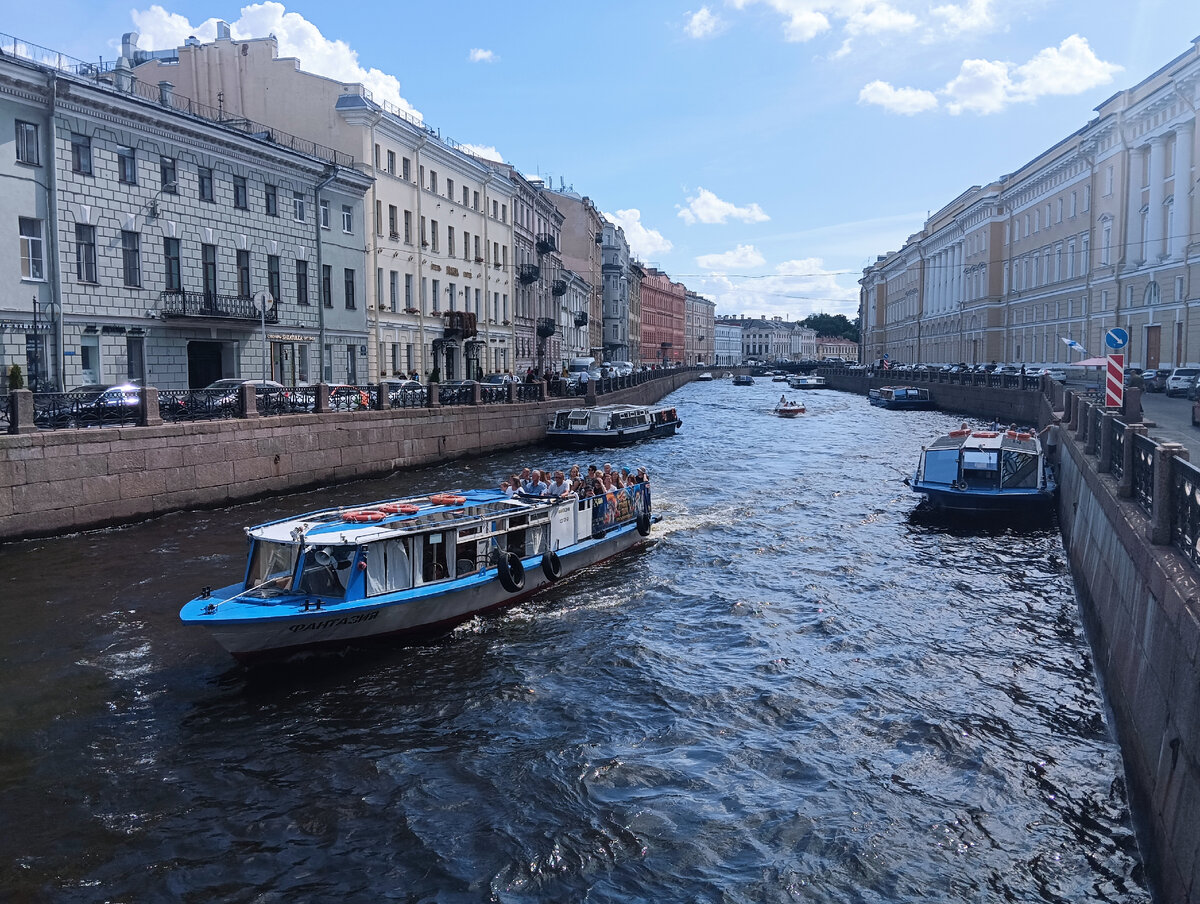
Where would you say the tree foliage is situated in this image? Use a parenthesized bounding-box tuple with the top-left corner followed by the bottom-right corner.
(800, 313, 859, 342)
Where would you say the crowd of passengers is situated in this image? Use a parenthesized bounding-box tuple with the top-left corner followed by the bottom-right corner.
(500, 464, 648, 500)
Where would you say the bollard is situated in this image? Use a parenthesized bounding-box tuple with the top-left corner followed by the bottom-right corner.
(313, 382, 331, 413)
(375, 384, 391, 410)
(1123, 385, 1143, 423)
(1118, 423, 1147, 498)
(470, 382, 482, 405)
(139, 387, 163, 427)
(1074, 396, 1089, 441)
(239, 383, 259, 418)
(8, 388, 35, 434)
(1062, 389, 1075, 427)
(506, 382, 516, 404)
(426, 381, 441, 408)
(1148, 442, 1188, 544)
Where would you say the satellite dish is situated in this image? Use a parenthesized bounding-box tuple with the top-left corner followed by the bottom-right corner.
(253, 290, 272, 313)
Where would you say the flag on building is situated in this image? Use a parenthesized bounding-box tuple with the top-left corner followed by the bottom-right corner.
(1060, 337, 1087, 354)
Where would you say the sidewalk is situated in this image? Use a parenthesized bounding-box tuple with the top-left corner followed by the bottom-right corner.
(1138, 391, 1197, 455)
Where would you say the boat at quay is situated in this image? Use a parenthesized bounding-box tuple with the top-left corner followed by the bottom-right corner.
(788, 374, 827, 389)
(180, 483, 652, 661)
(868, 385, 936, 410)
(907, 425, 1056, 514)
(545, 403, 681, 449)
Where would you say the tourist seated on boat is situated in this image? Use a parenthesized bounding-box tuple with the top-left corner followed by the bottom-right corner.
(545, 471, 572, 497)
(523, 470, 549, 495)
(568, 464, 581, 481)
(500, 479, 514, 498)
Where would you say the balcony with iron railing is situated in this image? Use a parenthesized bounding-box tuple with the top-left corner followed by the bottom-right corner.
(518, 264, 540, 285)
(536, 318, 556, 338)
(536, 234, 557, 255)
(552, 279, 567, 297)
(158, 290, 279, 323)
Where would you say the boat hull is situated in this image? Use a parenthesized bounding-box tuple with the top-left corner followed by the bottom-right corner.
(910, 482, 1056, 514)
(544, 423, 678, 449)
(189, 521, 648, 662)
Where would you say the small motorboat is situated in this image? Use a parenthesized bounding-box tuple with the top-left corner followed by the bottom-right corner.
(773, 397, 805, 417)
(733, 375, 754, 386)
(696, 372, 714, 381)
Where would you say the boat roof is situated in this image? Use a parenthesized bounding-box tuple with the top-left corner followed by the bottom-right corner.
(248, 488, 555, 545)
(928, 429, 1041, 452)
(551, 403, 672, 415)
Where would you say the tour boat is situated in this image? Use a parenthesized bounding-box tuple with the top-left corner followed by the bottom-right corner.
(869, 385, 936, 410)
(788, 374, 827, 389)
(907, 426, 1056, 514)
(180, 484, 653, 661)
(696, 372, 714, 381)
(545, 403, 681, 449)
(732, 375, 754, 386)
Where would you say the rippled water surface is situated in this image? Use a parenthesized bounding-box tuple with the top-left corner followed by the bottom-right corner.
(0, 379, 1149, 902)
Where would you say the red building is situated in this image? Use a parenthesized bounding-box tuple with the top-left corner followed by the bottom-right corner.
(639, 268, 686, 365)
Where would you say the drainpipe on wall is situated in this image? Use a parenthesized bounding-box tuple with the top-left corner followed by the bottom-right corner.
(314, 165, 338, 382)
(46, 75, 65, 390)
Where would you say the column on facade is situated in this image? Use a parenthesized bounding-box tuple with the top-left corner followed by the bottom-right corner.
(1172, 121, 1194, 260)
(1127, 145, 1146, 264)
(1147, 135, 1167, 261)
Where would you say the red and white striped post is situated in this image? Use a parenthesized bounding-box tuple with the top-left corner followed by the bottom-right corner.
(1106, 353, 1124, 409)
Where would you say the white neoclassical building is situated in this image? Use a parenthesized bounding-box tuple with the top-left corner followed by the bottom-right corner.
(861, 35, 1200, 372)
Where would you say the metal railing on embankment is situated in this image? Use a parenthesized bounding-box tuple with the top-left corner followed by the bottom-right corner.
(2, 368, 701, 435)
(1060, 388, 1200, 570)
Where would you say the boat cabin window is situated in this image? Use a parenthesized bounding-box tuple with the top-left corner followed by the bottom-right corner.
(363, 537, 413, 596)
(553, 411, 572, 430)
(1001, 450, 1039, 489)
(295, 544, 356, 598)
(922, 449, 959, 486)
(246, 540, 302, 594)
(961, 449, 999, 490)
(418, 532, 450, 583)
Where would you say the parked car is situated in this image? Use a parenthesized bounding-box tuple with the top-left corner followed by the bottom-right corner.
(1165, 367, 1199, 397)
(1141, 369, 1166, 392)
(1044, 368, 1068, 382)
(379, 378, 426, 406)
(200, 378, 289, 414)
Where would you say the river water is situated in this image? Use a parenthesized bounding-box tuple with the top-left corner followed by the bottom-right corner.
(0, 378, 1149, 903)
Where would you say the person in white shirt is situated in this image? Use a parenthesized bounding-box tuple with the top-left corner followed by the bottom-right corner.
(545, 470, 571, 497)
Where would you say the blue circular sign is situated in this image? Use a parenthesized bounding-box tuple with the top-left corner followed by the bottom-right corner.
(1105, 327, 1129, 350)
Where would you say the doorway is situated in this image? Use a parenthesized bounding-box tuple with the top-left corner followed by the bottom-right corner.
(1145, 325, 1161, 370)
(187, 341, 225, 388)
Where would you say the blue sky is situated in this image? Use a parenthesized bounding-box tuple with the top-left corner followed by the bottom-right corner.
(6, 1, 1200, 321)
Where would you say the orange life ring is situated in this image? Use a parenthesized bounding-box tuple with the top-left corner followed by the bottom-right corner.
(429, 493, 467, 506)
(949, 429, 970, 437)
(1006, 430, 1018, 438)
(971, 431, 999, 438)
(1017, 432, 1032, 441)
(379, 502, 420, 514)
(344, 509, 386, 523)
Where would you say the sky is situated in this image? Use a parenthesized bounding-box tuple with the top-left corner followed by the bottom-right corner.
(5, 1, 1200, 321)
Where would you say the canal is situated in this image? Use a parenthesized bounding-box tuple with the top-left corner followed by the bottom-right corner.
(0, 378, 1149, 902)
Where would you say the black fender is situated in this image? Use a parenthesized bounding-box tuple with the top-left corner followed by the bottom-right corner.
(542, 550, 562, 582)
(496, 551, 525, 593)
(636, 512, 652, 536)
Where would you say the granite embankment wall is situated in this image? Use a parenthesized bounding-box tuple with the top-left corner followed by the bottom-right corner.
(1056, 422, 1200, 903)
(0, 372, 695, 543)
(822, 372, 1043, 424)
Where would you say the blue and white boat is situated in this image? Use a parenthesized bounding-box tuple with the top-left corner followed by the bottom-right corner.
(545, 404, 681, 449)
(907, 427, 1056, 514)
(180, 484, 652, 661)
(787, 374, 827, 389)
(869, 385, 935, 410)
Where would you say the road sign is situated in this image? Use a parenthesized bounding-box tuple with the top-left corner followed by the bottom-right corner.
(1105, 327, 1129, 350)
(1106, 353, 1124, 409)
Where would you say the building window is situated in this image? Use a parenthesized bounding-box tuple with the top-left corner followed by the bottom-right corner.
(388, 205, 398, 238)
(387, 149, 396, 174)
(463, 186, 470, 207)
(268, 254, 281, 302)
(198, 166, 214, 201)
(430, 170, 438, 193)
(389, 270, 399, 310)
(322, 264, 332, 307)
(122, 231, 141, 287)
(473, 191, 480, 211)
(233, 175, 248, 209)
(75, 224, 97, 283)
(15, 121, 40, 165)
(448, 226, 455, 258)
(404, 210, 412, 244)
(160, 157, 177, 192)
(431, 220, 439, 252)
(320, 199, 330, 229)
(71, 134, 92, 175)
(344, 268, 356, 309)
(237, 249, 252, 298)
(117, 146, 137, 184)
(431, 279, 440, 313)
(164, 237, 181, 291)
(265, 183, 278, 216)
(342, 204, 353, 234)
(405, 274, 413, 309)
(402, 157, 411, 181)
(294, 191, 306, 222)
(18, 218, 44, 280)
(202, 244, 217, 297)
(296, 259, 309, 305)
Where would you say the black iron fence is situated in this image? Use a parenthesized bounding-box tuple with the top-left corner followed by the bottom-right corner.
(1132, 433, 1155, 517)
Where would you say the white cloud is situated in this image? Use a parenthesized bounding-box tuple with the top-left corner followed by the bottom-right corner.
(696, 244, 766, 270)
(677, 188, 769, 225)
(459, 143, 504, 163)
(468, 48, 497, 63)
(684, 6, 723, 38)
(845, 2, 918, 37)
(860, 34, 1121, 116)
(729, 0, 832, 42)
(930, 0, 994, 35)
(130, 3, 423, 122)
(858, 80, 939, 114)
(603, 209, 673, 260)
(689, 257, 858, 319)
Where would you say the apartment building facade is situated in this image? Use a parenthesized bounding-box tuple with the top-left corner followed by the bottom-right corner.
(861, 36, 1200, 372)
(684, 291, 715, 365)
(132, 28, 518, 382)
(545, 189, 603, 360)
(639, 267, 686, 365)
(2, 36, 369, 392)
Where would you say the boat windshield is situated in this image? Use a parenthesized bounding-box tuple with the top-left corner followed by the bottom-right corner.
(922, 449, 959, 485)
(1001, 450, 1040, 489)
(246, 539, 301, 594)
(961, 449, 999, 490)
(295, 545, 357, 598)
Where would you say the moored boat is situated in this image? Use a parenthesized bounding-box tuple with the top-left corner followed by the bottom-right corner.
(696, 372, 714, 381)
(869, 385, 935, 410)
(788, 374, 827, 389)
(733, 375, 754, 386)
(907, 426, 1056, 514)
(180, 484, 653, 661)
(545, 403, 681, 449)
